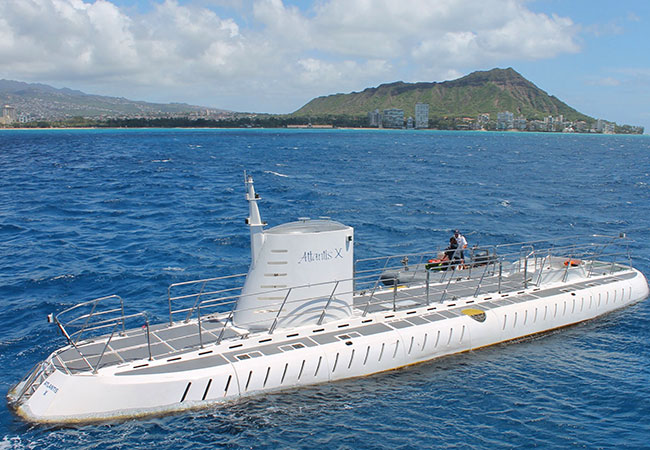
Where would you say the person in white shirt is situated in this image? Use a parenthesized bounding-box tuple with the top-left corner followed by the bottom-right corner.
(453, 230, 468, 263)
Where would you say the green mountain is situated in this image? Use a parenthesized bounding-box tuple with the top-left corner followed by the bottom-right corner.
(293, 68, 591, 122)
(0, 79, 228, 121)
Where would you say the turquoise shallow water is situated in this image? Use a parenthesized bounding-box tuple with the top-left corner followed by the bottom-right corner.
(1, 129, 649, 449)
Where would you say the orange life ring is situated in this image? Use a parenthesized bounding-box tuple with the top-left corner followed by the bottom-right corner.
(564, 259, 581, 267)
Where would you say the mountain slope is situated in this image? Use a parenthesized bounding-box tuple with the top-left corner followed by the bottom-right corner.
(0, 79, 226, 120)
(293, 68, 591, 121)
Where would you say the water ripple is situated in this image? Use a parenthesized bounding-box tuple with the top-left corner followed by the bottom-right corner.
(1, 129, 649, 449)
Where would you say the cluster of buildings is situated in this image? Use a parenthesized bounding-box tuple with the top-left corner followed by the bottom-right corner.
(455, 112, 623, 133)
(368, 103, 430, 129)
(367, 104, 643, 134)
(0, 102, 241, 125)
(493, 111, 617, 133)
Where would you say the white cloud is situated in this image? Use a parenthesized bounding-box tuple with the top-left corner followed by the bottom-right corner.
(589, 77, 621, 87)
(0, 0, 581, 112)
(296, 58, 392, 88)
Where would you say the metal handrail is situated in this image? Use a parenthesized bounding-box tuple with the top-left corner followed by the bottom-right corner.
(53, 305, 152, 374)
(167, 273, 247, 325)
(7, 361, 50, 406)
(189, 237, 632, 329)
(44, 234, 634, 371)
(269, 289, 293, 334)
(317, 281, 340, 325)
(473, 262, 492, 297)
(55, 295, 126, 345)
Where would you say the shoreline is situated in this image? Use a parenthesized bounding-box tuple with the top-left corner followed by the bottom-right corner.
(0, 126, 645, 136)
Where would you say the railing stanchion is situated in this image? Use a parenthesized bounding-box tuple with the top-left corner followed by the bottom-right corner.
(168, 285, 174, 326)
(362, 278, 382, 317)
(93, 324, 117, 374)
(498, 260, 502, 293)
(145, 318, 152, 361)
(198, 305, 204, 349)
(473, 263, 490, 298)
(185, 281, 207, 323)
(524, 256, 528, 289)
(536, 256, 546, 286)
(392, 278, 397, 311)
(269, 289, 292, 335)
(118, 296, 126, 335)
(425, 269, 430, 305)
(217, 309, 235, 345)
(440, 274, 454, 303)
(318, 281, 339, 326)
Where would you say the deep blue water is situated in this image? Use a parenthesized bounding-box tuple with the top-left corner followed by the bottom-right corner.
(1, 128, 649, 449)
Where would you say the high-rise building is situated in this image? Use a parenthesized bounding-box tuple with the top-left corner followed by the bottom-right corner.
(367, 109, 381, 127)
(415, 103, 429, 128)
(1, 105, 16, 125)
(497, 111, 514, 130)
(514, 116, 527, 130)
(382, 108, 404, 129)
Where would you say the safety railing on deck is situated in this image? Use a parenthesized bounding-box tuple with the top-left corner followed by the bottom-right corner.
(48, 234, 634, 370)
(53, 295, 152, 373)
(167, 273, 248, 325)
(159, 236, 631, 345)
(7, 360, 54, 406)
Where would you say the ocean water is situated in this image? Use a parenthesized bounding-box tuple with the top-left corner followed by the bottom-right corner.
(1, 128, 649, 449)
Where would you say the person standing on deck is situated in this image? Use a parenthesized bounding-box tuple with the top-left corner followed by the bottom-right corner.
(453, 230, 468, 265)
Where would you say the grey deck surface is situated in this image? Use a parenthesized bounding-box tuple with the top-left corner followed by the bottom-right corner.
(52, 268, 526, 374)
(53, 317, 244, 374)
(354, 270, 528, 313)
(52, 265, 634, 375)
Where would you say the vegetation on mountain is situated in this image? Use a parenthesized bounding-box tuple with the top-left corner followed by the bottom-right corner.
(0, 79, 225, 120)
(293, 68, 592, 122)
(0, 69, 644, 133)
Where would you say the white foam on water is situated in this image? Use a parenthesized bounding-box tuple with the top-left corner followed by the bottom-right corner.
(264, 171, 289, 178)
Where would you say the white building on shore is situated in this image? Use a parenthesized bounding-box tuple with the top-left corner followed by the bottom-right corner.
(1, 105, 17, 125)
(415, 103, 429, 128)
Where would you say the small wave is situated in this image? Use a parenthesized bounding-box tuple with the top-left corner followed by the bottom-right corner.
(52, 274, 75, 281)
(499, 200, 511, 207)
(151, 159, 172, 163)
(163, 267, 185, 272)
(264, 171, 289, 178)
(0, 223, 26, 234)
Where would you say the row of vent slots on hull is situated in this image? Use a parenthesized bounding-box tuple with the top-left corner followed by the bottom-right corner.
(177, 287, 630, 403)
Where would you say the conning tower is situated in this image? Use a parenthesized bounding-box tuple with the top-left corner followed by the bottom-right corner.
(233, 174, 354, 331)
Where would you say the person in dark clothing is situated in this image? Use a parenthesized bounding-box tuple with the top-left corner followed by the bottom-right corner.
(445, 236, 460, 267)
(453, 230, 468, 262)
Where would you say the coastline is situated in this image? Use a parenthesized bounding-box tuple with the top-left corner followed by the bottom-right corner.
(1, 126, 646, 135)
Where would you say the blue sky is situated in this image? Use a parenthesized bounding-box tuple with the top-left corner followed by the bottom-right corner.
(1, 0, 648, 131)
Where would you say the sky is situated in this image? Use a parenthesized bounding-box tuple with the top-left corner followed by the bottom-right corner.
(1, 0, 649, 130)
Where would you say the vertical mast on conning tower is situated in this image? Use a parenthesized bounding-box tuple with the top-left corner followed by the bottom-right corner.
(244, 171, 266, 267)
